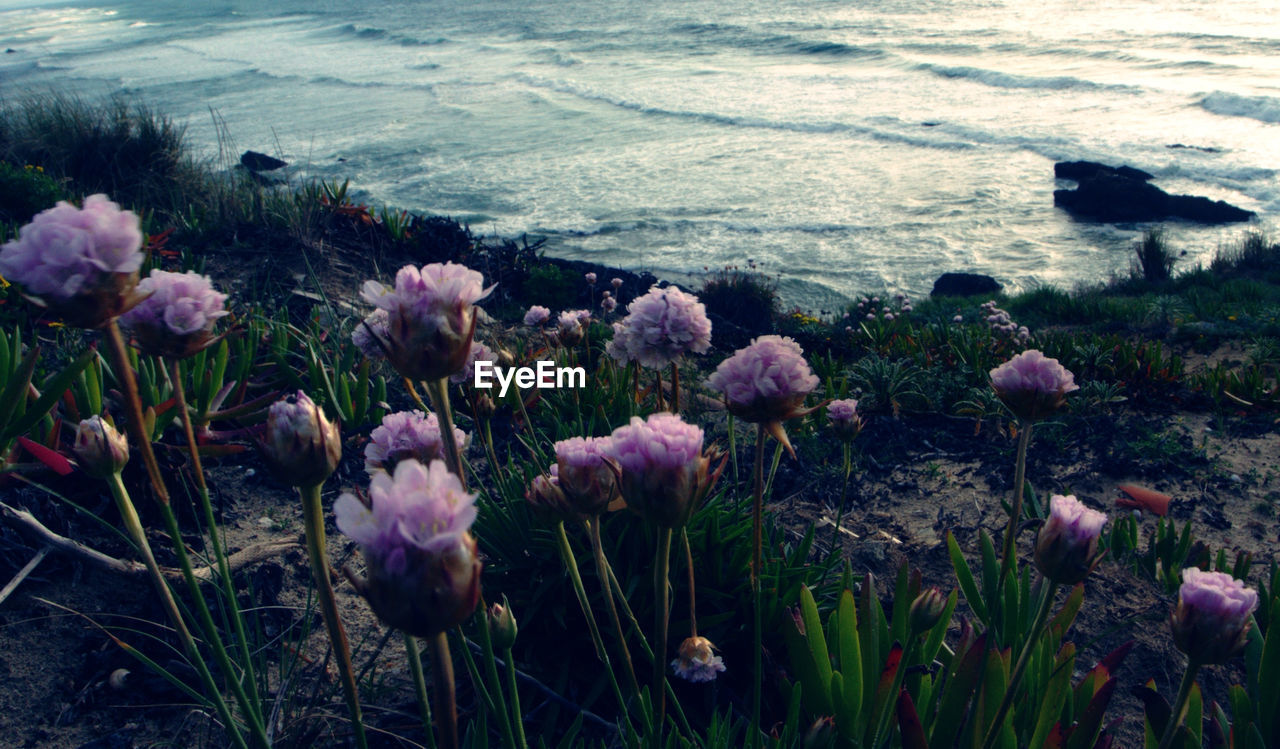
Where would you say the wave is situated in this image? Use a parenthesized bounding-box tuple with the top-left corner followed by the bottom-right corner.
(325, 22, 450, 47)
(914, 63, 1138, 93)
(668, 21, 885, 60)
(1199, 91, 1280, 124)
(516, 75, 974, 150)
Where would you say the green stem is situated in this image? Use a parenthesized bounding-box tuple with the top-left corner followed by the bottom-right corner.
(168, 359, 264, 714)
(751, 422, 766, 749)
(105, 473, 250, 749)
(405, 634, 438, 749)
(552, 522, 632, 730)
(588, 517, 640, 698)
(653, 528, 673, 736)
(425, 378, 467, 490)
(980, 579, 1058, 749)
(476, 600, 518, 749)
(431, 631, 459, 749)
(1001, 422, 1033, 575)
(505, 646, 528, 749)
(670, 362, 680, 413)
(299, 483, 367, 749)
(1156, 660, 1201, 749)
(681, 527, 697, 637)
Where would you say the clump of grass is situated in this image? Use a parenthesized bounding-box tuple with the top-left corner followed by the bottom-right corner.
(1212, 231, 1278, 278)
(699, 264, 779, 348)
(1132, 227, 1176, 283)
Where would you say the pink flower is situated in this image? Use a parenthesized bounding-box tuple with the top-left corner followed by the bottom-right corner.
(989, 349, 1078, 421)
(120, 269, 228, 358)
(336, 459, 481, 637)
(601, 296, 617, 313)
(671, 636, 725, 683)
(557, 309, 586, 346)
(1171, 569, 1258, 664)
(708, 335, 818, 423)
(585, 272, 597, 284)
(353, 309, 390, 360)
(524, 305, 551, 326)
(525, 463, 574, 521)
(360, 262, 491, 380)
(0, 194, 146, 326)
(259, 391, 341, 487)
(1034, 495, 1106, 584)
(555, 436, 619, 515)
(826, 398, 862, 441)
(72, 415, 129, 479)
(953, 315, 963, 323)
(609, 286, 712, 369)
(364, 410, 467, 475)
(611, 277, 623, 290)
(608, 413, 721, 528)
(451, 340, 496, 385)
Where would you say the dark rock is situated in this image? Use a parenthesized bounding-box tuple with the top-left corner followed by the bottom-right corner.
(4, 48, 15, 54)
(930, 272, 1002, 297)
(1167, 143, 1221, 153)
(1054, 170, 1254, 224)
(240, 150, 288, 172)
(1054, 160, 1154, 182)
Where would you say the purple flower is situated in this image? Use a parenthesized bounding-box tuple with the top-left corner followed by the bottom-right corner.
(611, 277, 623, 290)
(360, 262, 491, 380)
(353, 309, 390, 360)
(608, 413, 720, 528)
(364, 410, 467, 475)
(707, 335, 818, 425)
(883, 312, 895, 321)
(671, 636, 725, 683)
(555, 436, 619, 515)
(989, 349, 1078, 421)
(1034, 495, 1106, 584)
(524, 305, 551, 326)
(1171, 569, 1258, 664)
(585, 272, 597, 284)
(609, 286, 712, 369)
(557, 309, 586, 346)
(0, 194, 146, 326)
(120, 269, 228, 358)
(259, 391, 341, 487)
(826, 398, 862, 441)
(601, 296, 618, 313)
(451, 340, 496, 385)
(336, 459, 481, 637)
(525, 463, 574, 521)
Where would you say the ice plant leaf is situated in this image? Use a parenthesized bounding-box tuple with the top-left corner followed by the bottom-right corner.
(897, 689, 929, 749)
(1031, 642, 1075, 749)
(836, 589, 863, 725)
(948, 532, 989, 625)
(0, 346, 95, 444)
(929, 632, 987, 749)
(16, 435, 73, 475)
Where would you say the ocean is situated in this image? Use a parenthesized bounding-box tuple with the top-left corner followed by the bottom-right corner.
(2, 0, 1277, 309)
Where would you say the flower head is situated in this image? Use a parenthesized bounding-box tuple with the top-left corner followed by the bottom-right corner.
(607, 413, 722, 528)
(353, 309, 390, 360)
(120, 269, 229, 359)
(611, 277, 623, 290)
(826, 398, 862, 441)
(364, 410, 467, 475)
(909, 588, 949, 634)
(0, 194, 146, 327)
(488, 596, 518, 649)
(1034, 495, 1106, 584)
(555, 436, 619, 516)
(1170, 569, 1257, 664)
(259, 391, 341, 487)
(556, 309, 587, 346)
(72, 415, 129, 478)
(523, 305, 550, 327)
(451, 340, 496, 385)
(671, 636, 725, 683)
(601, 295, 617, 313)
(707, 335, 819, 454)
(360, 262, 491, 381)
(989, 349, 1078, 422)
(525, 463, 575, 521)
(336, 459, 481, 637)
(609, 286, 712, 369)
(585, 272, 597, 285)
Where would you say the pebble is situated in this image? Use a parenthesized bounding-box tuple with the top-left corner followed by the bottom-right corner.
(257, 516, 274, 528)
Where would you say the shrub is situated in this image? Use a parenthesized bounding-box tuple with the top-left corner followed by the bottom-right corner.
(0, 161, 68, 225)
(1132, 227, 1176, 283)
(699, 266, 779, 348)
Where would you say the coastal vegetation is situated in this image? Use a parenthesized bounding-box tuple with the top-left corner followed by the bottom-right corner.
(1, 94, 1278, 748)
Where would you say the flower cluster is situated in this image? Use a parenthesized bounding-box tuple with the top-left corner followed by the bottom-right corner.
(708, 335, 818, 423)
(364, 410, 468, 475)
(360, 262, 491, 380)
(523, 305, 551, 327)
(607, 286, 712, 369)
(120, 269, 229, 358)
(855, 293, 913, 322)
(981, 300, 1030, 343)
(0, 194, 145, 326)
(608, 413, 718, 528)
(336, 459, 481, 638)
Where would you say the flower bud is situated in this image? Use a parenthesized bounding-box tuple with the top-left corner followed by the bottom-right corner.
(72, 415, 129, 478)
(670, 636, 725, 683)
(803, 717, 837, 749)
(1170, 569, 1258, 665)
(474, 394, 496, 421)
(259, 391, 341, 487)
(524, 465, 576, 522)
(555, 436, 620, 516)
(826, 398, 863, 442)
(488, 596, 518, 650)
(1033, 495, 1107, 585)
(909, 587, 948, 634)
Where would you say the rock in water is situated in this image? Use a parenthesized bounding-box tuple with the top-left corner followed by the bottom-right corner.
(240, 150, 288, 172)
(931, 272, 1002, 297)
(1053, 160, 1254, 224)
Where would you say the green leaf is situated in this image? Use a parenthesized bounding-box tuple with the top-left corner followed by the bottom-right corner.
(0, 343, 39, 438)
(0, 347, 96, 444)
(928, 632, 987, 749)
(836, 589, 863, 729)
(800, 585, 835, 715)
(1031, 643, 1075, 749)
(948, 532, 989, 624)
